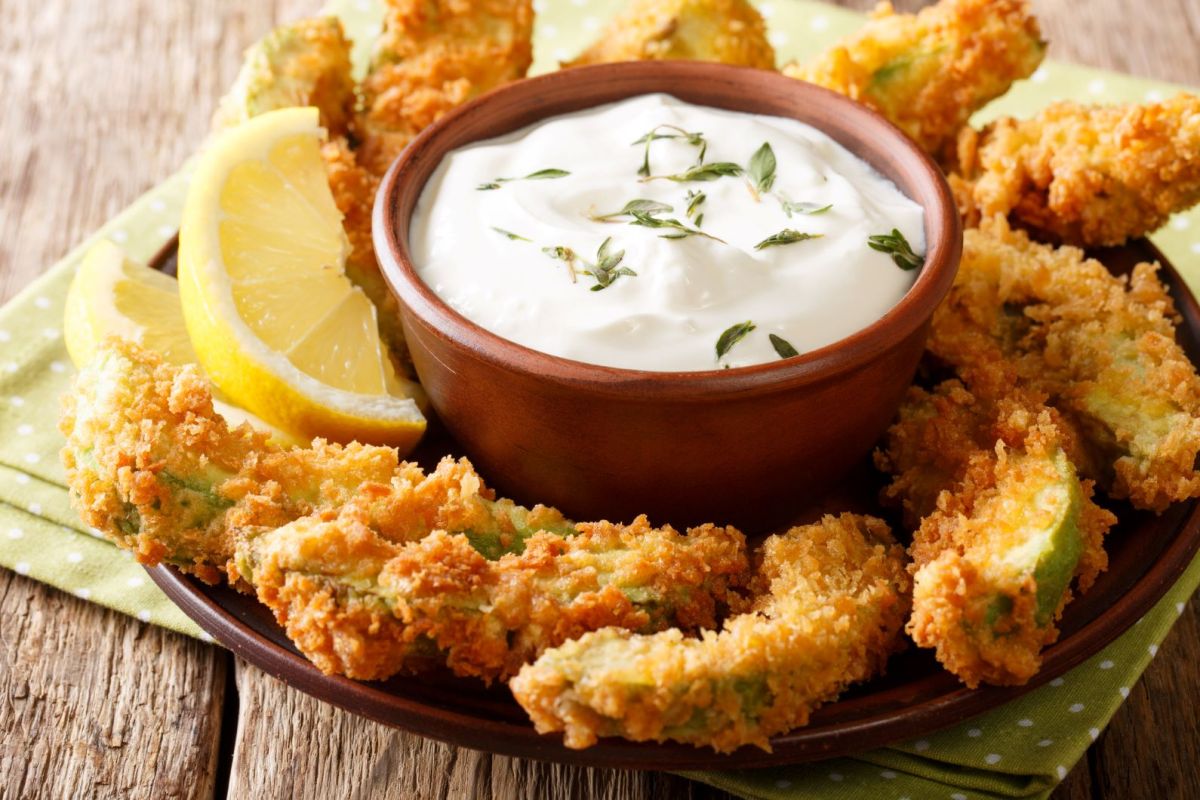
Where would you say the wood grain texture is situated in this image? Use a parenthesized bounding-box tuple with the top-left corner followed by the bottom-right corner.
(1, 0, 1199, 799)
(0, 570, 227, 800)
(227, 663, 733, 800)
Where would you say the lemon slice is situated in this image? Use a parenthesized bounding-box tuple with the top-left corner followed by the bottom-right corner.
(63, 240, 301, 445)
(177, 106, 425, 450)
(64, 239, 197, 368)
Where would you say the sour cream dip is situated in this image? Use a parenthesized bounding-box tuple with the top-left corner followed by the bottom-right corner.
(409, 93, 925, 372)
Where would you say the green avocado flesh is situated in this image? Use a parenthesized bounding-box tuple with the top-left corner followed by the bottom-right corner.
(994, 450, 1084, 627)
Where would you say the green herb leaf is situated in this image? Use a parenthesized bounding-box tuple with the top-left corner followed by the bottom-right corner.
(716, 321, 756, 360)
(477, 168, 570, 190)
(754, 229, 823, 250)
(867, 228, 924, 270)
(585, 237, 637, 291)
(644, 161, 743, 183)
(685, 189, 706, 224)
(491, 227, 531, 242)
(524, 168, 571, 180)
(769, 334, 800, 359)
(633, 125, 706, 177)
(781, 200, 832, 218)
(629, 211, 725, 243)
(589, 198, 674, 222)
(747, 142, 777, 195)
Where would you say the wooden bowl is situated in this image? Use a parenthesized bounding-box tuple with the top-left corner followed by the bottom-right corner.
(373, 62, 961, 530)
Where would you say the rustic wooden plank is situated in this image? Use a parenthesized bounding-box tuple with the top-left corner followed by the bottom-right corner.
(227, 663, 733, 800)
(0, 2, 312, 799)
(0, 570, 227, 799)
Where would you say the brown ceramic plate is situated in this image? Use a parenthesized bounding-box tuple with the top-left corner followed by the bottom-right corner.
(144, 236, 1200, 769)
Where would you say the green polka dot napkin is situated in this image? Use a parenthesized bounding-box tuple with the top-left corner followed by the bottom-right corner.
(1, 2, 1197, 797)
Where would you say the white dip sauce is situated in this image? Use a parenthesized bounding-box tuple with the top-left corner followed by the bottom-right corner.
(410, 93, 925, 372)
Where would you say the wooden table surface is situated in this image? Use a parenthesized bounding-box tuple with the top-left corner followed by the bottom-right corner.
(2, 1, 1198, 797)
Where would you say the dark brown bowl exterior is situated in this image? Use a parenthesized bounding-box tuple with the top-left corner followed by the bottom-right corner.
(374, 62, 961, 529)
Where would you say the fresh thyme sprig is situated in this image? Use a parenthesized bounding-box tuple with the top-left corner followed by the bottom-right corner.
(492, 227, 531, 241)
(477, 168, 570, 191)
(868, 229, 924, 270)
(769, 334, 800, 359)
(746, 142, 777, 197)
(583, 237, 637, 291)
(780, 199, 832, 218)
(632, 125, 707, 178)
(716, 321, 756, 361)
(755, 229, 823, 250)
(685, 190, 705, 226)
(642, 161, 743, 183)
(629, 210, 726, 243)
(542, 240, 637, 290)
(589, 198, 674, 222)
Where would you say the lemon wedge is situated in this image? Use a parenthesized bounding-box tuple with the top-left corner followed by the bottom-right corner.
(177, 106, 425, 450)
(64, 239, 197, 368)
(63, 240, 302, 445)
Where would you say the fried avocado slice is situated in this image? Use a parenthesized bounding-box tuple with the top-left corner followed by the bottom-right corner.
(212, 16, 355, 135)
(928, 217, 1200, 511)
(563, 0, 774, 70)
(908, 441, 1113, 687)
(237, 511, 749, 681)
(510, 514, 910, 752)
(949, 94, 1200, 246)
(356, 0, 535, 174)
(878, 376, 1115, 686)
(783, 0, 1044, 156)
(59, 341, 568, 581)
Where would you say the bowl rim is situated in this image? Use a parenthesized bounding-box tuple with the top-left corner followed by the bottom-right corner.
(373, 61, 961, 398)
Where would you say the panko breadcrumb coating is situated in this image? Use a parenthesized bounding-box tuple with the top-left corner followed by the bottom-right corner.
(60, 340, 398, 583)
(783, 0, 1044, 156)
(241, 511, 747, 681)
(949, 94, 1200, 246)
(563, 0, 775, 70)
(879, 379, 1115, 687)
(357, 0, 535, 174)
(61, 341, 750, 682)
(929, 217, 1200, 511)
(212, 16, 355, 136)
(511, 514, 910, 752)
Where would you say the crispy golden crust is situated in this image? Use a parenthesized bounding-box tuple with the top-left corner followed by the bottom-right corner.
(59, 339, 400, 582)
(357, 0, 534, 174)
(563, 0, 774, 70)
(63, 342, 750, 683)
(929, 217, 1200, 510)
(510, 514, 910, 752)
(950, 94, 1200, 246)
(783, 0, 1044, 155)
(901, 402, 1114, 687)
(242, 511, 748, 681)
(59, 342, 548, 579)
